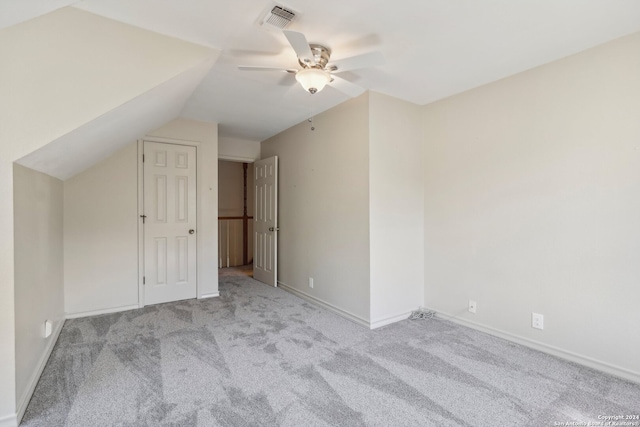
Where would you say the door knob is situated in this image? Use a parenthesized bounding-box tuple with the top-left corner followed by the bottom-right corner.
(269, 227, 280, 232)
(189, 229, 195, 234)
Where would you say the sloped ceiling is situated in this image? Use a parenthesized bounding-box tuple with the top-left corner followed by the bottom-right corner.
(2, 1, 640, 150)
(16, 59, 215, 180)
(0, 7, 220, 179)
(0, 0, 77, 29)
(73, 0, 640, 141)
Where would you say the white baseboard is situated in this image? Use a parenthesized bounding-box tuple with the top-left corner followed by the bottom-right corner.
(430, 308, 640, 385)
(277, 281, 370, 328)
(15, 318, 64, 425)
(65, 304, 139, 319)
(198, 292, 219, 299)
(0, 414, 17, 427)
(370, 310, 415, 330)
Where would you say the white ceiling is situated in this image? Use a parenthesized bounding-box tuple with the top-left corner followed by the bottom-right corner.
(4, 0, 640, 142)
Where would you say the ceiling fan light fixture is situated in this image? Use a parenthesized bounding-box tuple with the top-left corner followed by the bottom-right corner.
(295, 68, 331, 94)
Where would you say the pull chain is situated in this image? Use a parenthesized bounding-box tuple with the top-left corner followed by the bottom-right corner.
(308, 92, 316, 131)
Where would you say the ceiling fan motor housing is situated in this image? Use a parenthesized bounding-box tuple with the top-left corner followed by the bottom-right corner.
(299, 44, 331, 69)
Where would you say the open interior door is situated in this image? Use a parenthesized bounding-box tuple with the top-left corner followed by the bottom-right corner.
(253, 156, 278, 287)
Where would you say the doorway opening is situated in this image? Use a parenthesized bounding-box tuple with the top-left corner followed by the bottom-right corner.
(218, 160, 254, 277)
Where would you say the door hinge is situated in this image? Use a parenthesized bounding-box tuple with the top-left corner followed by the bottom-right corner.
(142, 154, 145, 162)
(143, 276, 146, 285)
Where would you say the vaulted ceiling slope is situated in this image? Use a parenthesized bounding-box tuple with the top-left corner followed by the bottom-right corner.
(0, 7, 219, 179)
(0, 0, 77, 30)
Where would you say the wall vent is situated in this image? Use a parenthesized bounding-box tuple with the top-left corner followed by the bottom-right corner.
(261, 5, 297, 30)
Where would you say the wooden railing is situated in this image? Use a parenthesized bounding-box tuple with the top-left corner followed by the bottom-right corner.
(219, 163, 253, 268)
(218, 217, 253, 268)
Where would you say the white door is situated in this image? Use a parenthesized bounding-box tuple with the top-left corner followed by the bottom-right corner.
(143, 141, 197, 305)
(254, 156, 278, 287)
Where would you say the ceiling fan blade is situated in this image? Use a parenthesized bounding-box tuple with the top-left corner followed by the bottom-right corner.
(327, 51, 384, 73)
(277, 74, 297, 87)
(283, 30, 315, 64)
(238, 66, 297, 74)
(328, 75, 366, 97)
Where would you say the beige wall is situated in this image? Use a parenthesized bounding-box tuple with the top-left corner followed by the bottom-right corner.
(369, 92, 424, 326)
(0, 9, 215, 419)
(64, 117, 219, 314)
(260, 92, 426, 326)
(261, 94, 371, 322)
(218, 137, 261, 162)
(422, 32, 640, 380)
(0, 164, 16, 421)
(13, 165, 64, 420)
(64, 143, 138, 315)
(148, 118, 219, 298)
(218, 160, 254, 217)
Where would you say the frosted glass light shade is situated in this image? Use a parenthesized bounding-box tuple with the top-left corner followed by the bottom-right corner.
(295, 68, 331, 94)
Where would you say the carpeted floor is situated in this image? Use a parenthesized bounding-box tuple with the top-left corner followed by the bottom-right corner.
(22, 276, 640, 426)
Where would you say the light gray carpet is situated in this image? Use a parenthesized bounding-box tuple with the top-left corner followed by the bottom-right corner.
(22, 276, 640, 426)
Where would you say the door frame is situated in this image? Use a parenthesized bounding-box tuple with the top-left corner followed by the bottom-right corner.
(137, 137, 202, 308)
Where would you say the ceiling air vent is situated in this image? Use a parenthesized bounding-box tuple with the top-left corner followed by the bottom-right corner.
(261, 5, 297, 30)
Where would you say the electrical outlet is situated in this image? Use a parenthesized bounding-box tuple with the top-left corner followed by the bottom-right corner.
(468, 300, 477, 314)
(532, 313, 544, 330)
(44, 320, 52, 338)
(309, 277, 314, 289)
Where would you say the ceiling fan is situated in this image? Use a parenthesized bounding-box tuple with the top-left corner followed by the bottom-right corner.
(238, 30, 384, 96)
